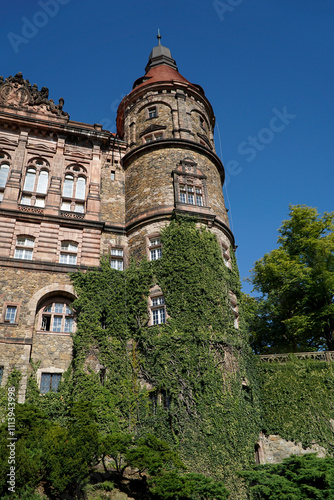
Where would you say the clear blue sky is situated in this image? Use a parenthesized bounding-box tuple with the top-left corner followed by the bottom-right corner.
(1, 0, 333, 294)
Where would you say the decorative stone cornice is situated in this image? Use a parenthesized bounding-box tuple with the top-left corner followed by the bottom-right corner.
(0, 72, 69, 118)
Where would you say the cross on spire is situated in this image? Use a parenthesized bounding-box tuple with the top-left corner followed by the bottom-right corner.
(157, 29, 161, 46)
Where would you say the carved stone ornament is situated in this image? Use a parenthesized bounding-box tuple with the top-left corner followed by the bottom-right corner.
(0, 73, 69, 118)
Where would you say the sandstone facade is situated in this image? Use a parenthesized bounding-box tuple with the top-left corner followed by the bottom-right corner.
(0, 41, 235, 400)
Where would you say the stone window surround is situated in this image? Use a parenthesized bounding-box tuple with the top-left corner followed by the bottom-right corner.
(173, 164, 208, 208)
(59, 240, 78, 265)
(21, 157, 50, 207)
(57, 236, 81, 266)
(149, 286, 167, 326)
(61, 163, 88, 214)
(1, 302, 21, 325)
(146, 233, 162, 262)
(36, 367, 64, 392)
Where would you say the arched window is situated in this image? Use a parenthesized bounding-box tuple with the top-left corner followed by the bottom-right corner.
(14, 236, 35, 260)
(21, 158, 49, 208)
(38, 298, 74, 333)
(0, 163, 9, 189)
(61, 167, 87, 214)
(59, 241, 78, 265)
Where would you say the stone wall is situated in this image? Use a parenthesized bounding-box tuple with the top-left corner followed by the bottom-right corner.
(257, 433, 327, 464)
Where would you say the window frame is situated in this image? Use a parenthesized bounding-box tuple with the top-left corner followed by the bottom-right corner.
(110, 247, 124, 270)
(40, 372, 62, 394)
(148, 236, 162, 261)
(2, 303, 20, 325)
(61, 165, 87, 215)
(150, 293, 167, 326)
(143, 131, 164, 143)
(147, 106, 158, 119)
(21, 158, 49, 208)
(14, 236, 35, 261)
(59, 241, 78, 266)
(37, 297, 75, 334)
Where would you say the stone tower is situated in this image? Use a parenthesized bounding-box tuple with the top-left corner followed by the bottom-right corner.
(0, 37, 238, 402)
(117, 34, 234, 263)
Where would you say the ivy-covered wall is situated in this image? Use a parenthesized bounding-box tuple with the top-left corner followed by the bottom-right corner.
(257, 357, 334, 451)
(24, 216, 260, 498)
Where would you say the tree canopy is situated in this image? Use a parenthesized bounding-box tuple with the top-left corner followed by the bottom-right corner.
(248, 205, 334, 353)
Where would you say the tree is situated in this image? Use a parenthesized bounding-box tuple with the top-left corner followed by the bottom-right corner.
(240, 453, 334, 499)
(249, 205, 334, 353)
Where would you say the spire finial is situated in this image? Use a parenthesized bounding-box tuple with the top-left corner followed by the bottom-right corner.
(157, 29, 161, 46)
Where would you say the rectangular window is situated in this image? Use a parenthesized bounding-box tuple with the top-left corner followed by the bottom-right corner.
(61, 201, 71, 211)
(0, 367, 3, 386)
(152, 307, 165, 325)
(21, 195, 32, 205)
(110, 171, 115, 181)
(59, 253, 77, 265)
(151, 295, 166, 325)
(52, 316, 62, 332)
(64, 317, 73, 333)
(148, 107, 157, 119)
(40, 373, 62, 394)
(149, 237, 162, 261)
(5, 306, 17, 324)
(110, 248, 124, 270)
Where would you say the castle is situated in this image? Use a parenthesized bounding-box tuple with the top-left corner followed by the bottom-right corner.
(0, 36, 236, 402)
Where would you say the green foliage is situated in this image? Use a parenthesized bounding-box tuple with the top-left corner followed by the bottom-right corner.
(99, 432, 184, 479)
(149, 471, 230, 499)
(0, 405, 49, 496)
(42, 400, 99, 497)
(249, 205, 334, 353)
(241, 454, 334, 499)
(257, 357, 334, 449)
(22, 216, 260, 498)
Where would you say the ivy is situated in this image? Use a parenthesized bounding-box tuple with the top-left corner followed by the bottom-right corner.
(257, 356, 334, 450)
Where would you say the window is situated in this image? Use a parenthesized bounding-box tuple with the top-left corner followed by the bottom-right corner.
(5, 306, 17, 324)
(110, 171, 115, 181)
(151, 295, 166, 325)
(110, 248, 124, 270)
(59, 241, 78, 265)
(39, 300, 74, 333)
(173, 161, 207, 209)
(40, 373, 62, 394)
(179, 184, 203, 206)
(14, 236, 34, 260)
(0, 162, 10, 189)
(149, 237, 162, 261)
(144, 132, 163, 143)
(21, 159, 49, 208)
(61, 166, 87, 214)
(148, 106, 157, 119)
(0, 367, 3, 386)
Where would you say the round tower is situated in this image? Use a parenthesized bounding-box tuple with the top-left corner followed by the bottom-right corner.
(117, 35, 234, 260)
